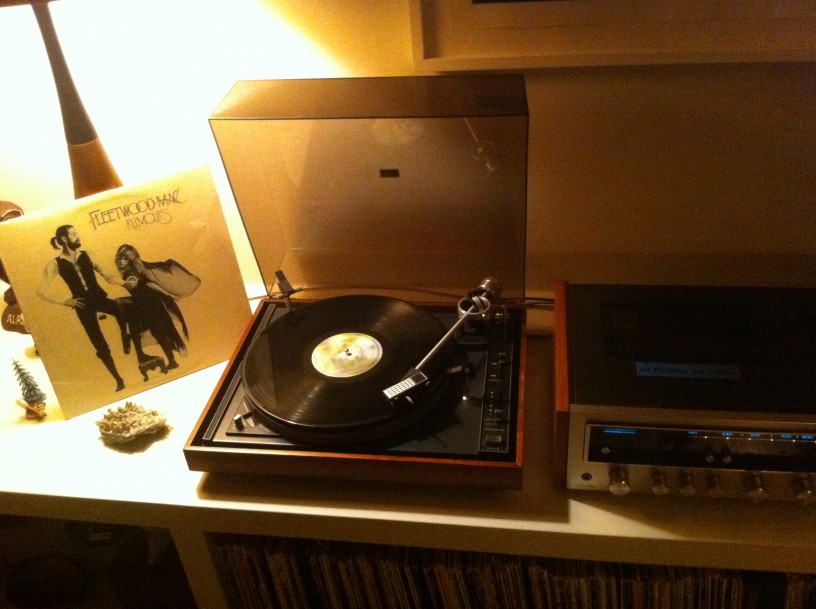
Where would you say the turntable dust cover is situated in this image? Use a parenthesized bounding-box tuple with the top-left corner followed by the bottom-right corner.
(0, 166, 251, 418)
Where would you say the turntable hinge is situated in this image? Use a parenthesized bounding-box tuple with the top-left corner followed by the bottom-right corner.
(275, 270, 302, 313)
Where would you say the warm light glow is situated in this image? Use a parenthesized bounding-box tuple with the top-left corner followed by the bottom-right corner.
(0, 0, 344, 212)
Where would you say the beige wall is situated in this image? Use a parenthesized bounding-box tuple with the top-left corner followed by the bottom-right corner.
(523, 62, 816, 289)
(272, 5, 816, 289)
(0, 2, 813, 293)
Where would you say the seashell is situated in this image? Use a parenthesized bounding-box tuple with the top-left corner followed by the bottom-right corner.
(95, 401, 167, 445)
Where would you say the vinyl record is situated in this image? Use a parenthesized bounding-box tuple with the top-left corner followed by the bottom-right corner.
(241, 295, 455, 444)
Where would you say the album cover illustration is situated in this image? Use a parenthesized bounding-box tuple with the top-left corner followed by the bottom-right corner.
(0, 167, 251, 418)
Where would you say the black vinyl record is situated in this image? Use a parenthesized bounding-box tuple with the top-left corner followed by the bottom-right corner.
(241, 295, 455, 445)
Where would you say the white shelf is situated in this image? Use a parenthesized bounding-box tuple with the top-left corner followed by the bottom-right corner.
(1, 325, 813, 609)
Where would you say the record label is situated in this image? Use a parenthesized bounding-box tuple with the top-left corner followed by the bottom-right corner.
(311, 332, 383, 378)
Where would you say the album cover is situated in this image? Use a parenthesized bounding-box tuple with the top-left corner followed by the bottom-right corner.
(0, 166, 251, 418)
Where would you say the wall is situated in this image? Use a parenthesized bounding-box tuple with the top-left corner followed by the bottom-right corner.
(524, 61, 816, 290)
(0, 0, 813, 294)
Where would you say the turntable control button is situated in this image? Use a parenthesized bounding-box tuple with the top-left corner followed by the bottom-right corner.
(744, 474, 770, 502)
(608, 467, 630, 496)
(485, 433, 505, 446)
(488, 365, 504, 380)
(232, 414, 245, 431)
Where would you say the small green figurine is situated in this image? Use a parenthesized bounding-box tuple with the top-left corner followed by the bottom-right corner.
(12, 359, 47, 419)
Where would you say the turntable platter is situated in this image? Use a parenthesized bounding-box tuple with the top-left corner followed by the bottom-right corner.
(241, 295, 457, 444)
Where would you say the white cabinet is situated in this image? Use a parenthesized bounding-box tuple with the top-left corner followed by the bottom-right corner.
(0, 334, 814, 609)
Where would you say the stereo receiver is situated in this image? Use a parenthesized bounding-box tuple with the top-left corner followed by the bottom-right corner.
(554, 282, 816, 503)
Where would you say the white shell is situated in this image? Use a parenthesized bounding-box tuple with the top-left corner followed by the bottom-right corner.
(95, 402, 167, 444)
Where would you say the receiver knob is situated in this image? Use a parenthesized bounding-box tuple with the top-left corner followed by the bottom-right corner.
(744, 474, 770, 502)
(650, 471, 670, 496)
(706, 473, 724, 498)
(608, 467, 631, 496)
(678, 473, 696, 497)
(792, 477, 814, 505)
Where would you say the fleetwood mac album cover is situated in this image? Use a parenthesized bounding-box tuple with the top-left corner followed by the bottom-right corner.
(0, 167, 251, 418)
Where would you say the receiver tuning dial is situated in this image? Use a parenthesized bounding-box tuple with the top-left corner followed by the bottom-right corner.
(608, 467, 630, 496)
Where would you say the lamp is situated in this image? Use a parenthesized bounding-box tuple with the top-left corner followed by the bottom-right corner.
(0, 0, 122, 334)
(30, 0, 122, 198)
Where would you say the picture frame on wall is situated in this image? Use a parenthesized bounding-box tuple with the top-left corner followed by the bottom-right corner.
(410, 0, 816, 71)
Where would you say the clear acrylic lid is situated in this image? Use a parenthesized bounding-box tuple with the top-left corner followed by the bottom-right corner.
(211, 75, 528, 302)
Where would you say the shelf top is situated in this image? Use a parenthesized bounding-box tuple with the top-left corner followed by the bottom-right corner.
(0, 323, 812, 574)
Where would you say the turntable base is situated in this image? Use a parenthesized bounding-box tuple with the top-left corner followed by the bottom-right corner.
(184, 298, 526, 489)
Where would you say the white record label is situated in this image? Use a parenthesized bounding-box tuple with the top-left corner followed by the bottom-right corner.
(311, 333, 383, 378)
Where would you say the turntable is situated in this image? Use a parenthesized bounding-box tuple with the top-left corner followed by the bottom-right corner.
(183, 75, 530, 488)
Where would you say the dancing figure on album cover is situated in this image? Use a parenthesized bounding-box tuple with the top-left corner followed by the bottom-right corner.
(114, 244, 200, 374)
(37, 225, 129, 391)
